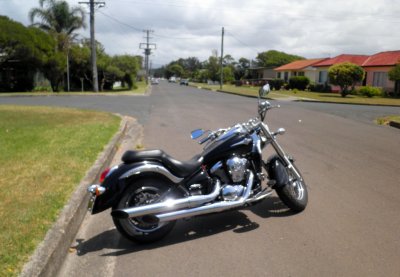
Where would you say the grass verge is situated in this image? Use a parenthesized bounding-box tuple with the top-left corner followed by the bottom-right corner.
(0, 81, 148, 96)
(0, 106, 120, 276)
(190, 83, 400, 106)
(376, 115, 400, 125)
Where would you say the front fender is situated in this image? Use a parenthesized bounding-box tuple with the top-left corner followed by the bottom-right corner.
(264, 155, 289, 188)
(91, 161, 183, 214)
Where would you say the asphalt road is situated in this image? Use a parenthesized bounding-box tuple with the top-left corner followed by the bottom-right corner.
(2, 83, 400, 276)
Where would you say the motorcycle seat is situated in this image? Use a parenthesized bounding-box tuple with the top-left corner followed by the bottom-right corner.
(122, 150, 203, 178)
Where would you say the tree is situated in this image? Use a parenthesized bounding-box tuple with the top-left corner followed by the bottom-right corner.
(0, 16, 56, 91)
(205, 56, 220, 81)
(29, 0, 86, 52)
(388, 64, 400, 97)
(328, 62, 365, 97)
(111, 55, 140, 90)
(166, 63, 184, 78)
(219, 67, 234, 83)
(256, 50, 304, 68)
(29, 0, 86, 91)
(234, 57, 250, 80)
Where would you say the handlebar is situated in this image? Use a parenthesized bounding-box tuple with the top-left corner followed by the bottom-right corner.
(197, 104, 280, 145)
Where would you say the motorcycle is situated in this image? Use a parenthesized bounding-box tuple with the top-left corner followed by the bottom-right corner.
(87, 86, 308, 243)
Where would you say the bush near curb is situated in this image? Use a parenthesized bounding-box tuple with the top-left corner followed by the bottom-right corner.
(357, 86, 383, 98)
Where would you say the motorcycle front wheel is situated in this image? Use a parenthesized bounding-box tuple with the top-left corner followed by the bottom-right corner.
(276, 164, 308, 212)
(112, 178, 178, 243)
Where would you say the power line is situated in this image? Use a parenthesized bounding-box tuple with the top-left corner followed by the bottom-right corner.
(98, 10, 142, 32)
(98, 10, 212, 40)
(225, 30, 262, 54)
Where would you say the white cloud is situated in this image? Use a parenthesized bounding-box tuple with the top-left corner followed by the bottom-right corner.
(1, 0, 399, 66)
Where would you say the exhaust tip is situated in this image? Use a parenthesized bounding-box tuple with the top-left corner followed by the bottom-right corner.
(111, 210, 129, 219)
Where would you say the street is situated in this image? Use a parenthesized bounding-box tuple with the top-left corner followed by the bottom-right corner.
(2, 83, 400, 276)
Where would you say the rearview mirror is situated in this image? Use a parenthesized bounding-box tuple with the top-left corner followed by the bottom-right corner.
(191, 129, 205, 139)
(259, 83, 271, 98)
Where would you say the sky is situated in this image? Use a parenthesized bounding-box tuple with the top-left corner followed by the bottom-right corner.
(1, 0, 399, 68)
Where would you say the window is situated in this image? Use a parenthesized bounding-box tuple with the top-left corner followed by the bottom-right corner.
(318, 71, 328, 83)
(277, 72, 281, 79)
(298, 72, 305, 76)
(284, 72, 289, 81)
(372, 72, 388, 87)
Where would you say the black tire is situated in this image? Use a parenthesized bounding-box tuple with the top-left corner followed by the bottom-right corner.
(275, 164, 308, 212)
(112, 178, 178, 243)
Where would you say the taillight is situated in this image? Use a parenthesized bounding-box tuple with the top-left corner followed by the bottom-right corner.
(99, 168, 111, 183)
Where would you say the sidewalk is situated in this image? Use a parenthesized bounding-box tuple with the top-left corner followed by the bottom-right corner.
(20, 115, 143, 277)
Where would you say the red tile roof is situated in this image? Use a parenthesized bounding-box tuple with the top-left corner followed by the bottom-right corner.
(313, 54, 370, 67)
(275, 58, 328, 71)
(362, 51, 400, 67)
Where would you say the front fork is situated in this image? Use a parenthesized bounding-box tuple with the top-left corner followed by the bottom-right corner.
(260, 122, 302, 181)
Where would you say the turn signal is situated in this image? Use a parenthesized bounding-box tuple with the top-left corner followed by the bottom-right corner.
(99, 168, 111, 183)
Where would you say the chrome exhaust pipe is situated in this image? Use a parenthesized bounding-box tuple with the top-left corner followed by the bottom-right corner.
(111, 179, 221, 219)
(155, 171, 254, 223)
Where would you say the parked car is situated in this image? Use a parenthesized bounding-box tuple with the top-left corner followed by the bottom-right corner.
(151, 78, 159, 85)
(180, 79, 189, 86)
(168, 77, 176, 83)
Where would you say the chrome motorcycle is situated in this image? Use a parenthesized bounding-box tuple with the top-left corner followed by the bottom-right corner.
(87, 87, 308, 243)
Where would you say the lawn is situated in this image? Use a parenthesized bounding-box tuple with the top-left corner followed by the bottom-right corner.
(376, 115, 400, 125)
(0, 106, 120, 276)
(0, 80, 148, 96)
(190, 83, 400, 106)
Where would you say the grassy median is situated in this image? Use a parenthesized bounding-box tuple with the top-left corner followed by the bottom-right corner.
(191, 83, 400, 106)
(0, 106, 120, 276)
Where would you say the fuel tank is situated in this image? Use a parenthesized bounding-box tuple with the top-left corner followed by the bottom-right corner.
(201, 125, 252, 164)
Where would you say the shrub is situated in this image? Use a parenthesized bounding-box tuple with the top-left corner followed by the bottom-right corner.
(357, 86, 383, 98)
(269, 78, 284, 90)
(288, 76, 310, 90)
(309, 83, 332, 93)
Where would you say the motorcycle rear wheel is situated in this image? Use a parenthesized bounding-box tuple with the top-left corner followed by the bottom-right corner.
(276, 164, 308, 212)
(112, 178, 178, 243)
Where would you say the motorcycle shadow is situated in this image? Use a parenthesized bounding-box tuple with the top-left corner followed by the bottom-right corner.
(76, 196, 294, 256)
(248, 196, 295, 218)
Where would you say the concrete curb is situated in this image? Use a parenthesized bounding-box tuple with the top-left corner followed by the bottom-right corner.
(19, 115, 141, 277)
(389, 121, 400, 129)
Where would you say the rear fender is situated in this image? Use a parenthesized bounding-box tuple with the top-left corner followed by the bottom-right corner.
(91, 161, 183, 214)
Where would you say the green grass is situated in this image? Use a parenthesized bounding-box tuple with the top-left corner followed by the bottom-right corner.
(376, 115, 400, 125)
(190, 83, 400, 106)
(0, 81, 148, 96)
(0, 106, 120, 276)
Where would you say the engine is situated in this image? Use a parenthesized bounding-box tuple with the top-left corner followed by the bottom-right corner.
(210, 157, 249, 201)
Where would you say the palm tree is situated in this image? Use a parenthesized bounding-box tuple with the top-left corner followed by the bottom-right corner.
(29, 0, 86, 91)
(29, 0, 86, 52)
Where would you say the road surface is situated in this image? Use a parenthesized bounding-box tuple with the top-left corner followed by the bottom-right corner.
(2, 83, 400, 276)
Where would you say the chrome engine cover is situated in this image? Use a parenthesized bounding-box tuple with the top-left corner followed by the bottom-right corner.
(221, 185, 245, 201)
(226, 157, 248, 183)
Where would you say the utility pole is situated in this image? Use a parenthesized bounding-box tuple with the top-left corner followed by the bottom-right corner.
(220, 27, 224, 90)
(79, 0, 105, 92)
(140, 30, 156, 84)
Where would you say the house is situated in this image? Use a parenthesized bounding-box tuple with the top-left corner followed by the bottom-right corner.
(312, 54, 370, 85)
(362, 51, 400, 93)
(274, 58, 329, 83)
(248, 66, 276, 80)
(272, 50, 400, 93)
